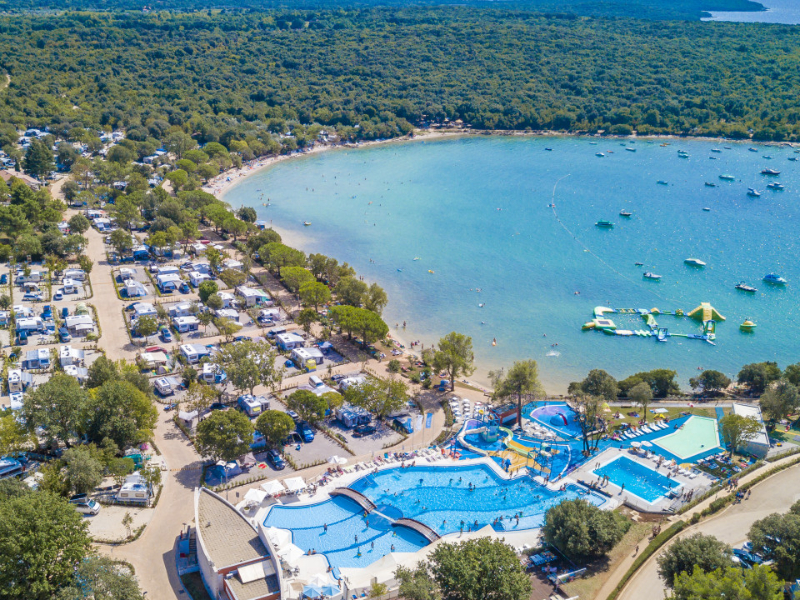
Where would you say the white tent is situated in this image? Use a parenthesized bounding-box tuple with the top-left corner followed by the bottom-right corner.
(283, 477, 306, 492)
(266, 526, 292, 549)
(261, 480, 286, 495)
(277, 543, 305, 565)
(243, 488, 268, 506)
(327, 455, 348, 465)
(308, 573, 336, 587)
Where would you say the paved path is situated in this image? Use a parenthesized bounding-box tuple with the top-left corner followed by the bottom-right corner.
(610, 457, 800, 600)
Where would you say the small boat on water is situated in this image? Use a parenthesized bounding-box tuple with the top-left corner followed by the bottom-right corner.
(595, 220, 614, 228)
(747, 188, 761, 197)
(767, 182, 784, 190)
(635, 262, 644, 266)
(625, 148, 636, 152)
(702, 207, 711, 211)
(740, 319, 757, 332)
(643, 272, 662, 280)
(736, 282, 758, 293)
(709, 156, 718, 160)
(719, 174, 735, 181)
(657, 180, 668, 185)
(678, 153, 689, 159)
(660, 143, 669, 147)
(763, 156, 772, 160)
(704, 182, 716, 187)
(303, 221, 312, 226)
(763, 273, 787, 285)
(711, 148, 722, 153)
(685, 258, 706, 267)
(749, 147, 759, 152)
(619, 210, 633, 217)
(789, 157, 798, 162)
(545, 148, 553, 151)
(596, 153, 605, 157)
(761, 168, 780, 175)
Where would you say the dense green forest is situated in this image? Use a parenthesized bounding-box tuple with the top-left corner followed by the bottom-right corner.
(0, 9, 798, 142)
(0, 0, 766, 21)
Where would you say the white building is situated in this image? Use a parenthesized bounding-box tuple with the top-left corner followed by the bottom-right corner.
(16, 317, 45, 333)
(218, 292, 237, 308)
(168, 302, 195, 319)
(215, 308, 239, 322)
(190, 271, 211, 287)
(291, 347, 324, 368)
(59, 345, 85, 367)
(275, 332, 305, 351)
(133, 302, 158, 319)
(180, 343, 210, 364)
(63, 268, 86, 281)
(731, 403, 770, 458)
(64, 314, 94, 335)
(235, 286, 271, 307)
(173, 315, 200, 333)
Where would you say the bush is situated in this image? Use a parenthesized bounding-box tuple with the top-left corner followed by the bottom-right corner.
(387, 359, 401, 373)
(543, 498, 630, 560)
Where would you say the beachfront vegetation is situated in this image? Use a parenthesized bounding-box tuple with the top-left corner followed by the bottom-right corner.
(542, 498, 630, 560)
(286, 390, 329, 424)
(432, 332, 476, 392)
(493, 359, 543, 424)
(629, 382, 653, 422)
(568, 369, 618, 402)
(394, 537, 531, 600)
(656, 533, 732, 587)
(671, 564, 782, 600)
(2, 9, 800, 148)
(215, 339, 282, 396)
(689, 369, 732, 395)
(719, 413, 764, 457)
(738, 361, 782, 395)
(344, 376, 408, 419)
(255, 410, 296, 449)
(759, 380, 800, 424)
(195, 410, 255, 463)
(748, 500, 800, 581)
(619, 369, 680, 399)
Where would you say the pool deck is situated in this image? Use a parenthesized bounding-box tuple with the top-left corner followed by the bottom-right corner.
(569, 447, 717, 513)
(240, 452, 619, 599)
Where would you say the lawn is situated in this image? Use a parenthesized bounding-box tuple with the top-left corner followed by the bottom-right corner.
(180, 572, 213, 600)
(606, 405, 728, 432)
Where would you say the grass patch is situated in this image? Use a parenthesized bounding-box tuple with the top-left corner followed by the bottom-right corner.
(560, 520, 651, 600)
(180, 572, 213, 600)
(608, 406, 726, 432)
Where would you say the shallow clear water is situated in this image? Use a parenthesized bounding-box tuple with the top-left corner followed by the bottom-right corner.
(704, 0, 800, 23)
(593, 455, 681, 503)
(227, 136, 800, 391)
(652, 416, 721, 459)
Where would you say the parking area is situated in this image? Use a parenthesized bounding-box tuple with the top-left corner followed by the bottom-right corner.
(84, 502, 156, 542)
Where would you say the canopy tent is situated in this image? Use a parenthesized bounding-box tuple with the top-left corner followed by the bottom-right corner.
(630, 441, 641, 448)
(277, 543, 305, 565)
(266, 526, 292, 549)
(640, 440, 653, 448)
(243, 488, 268, 506)
(283, 477, 306, 492)
(327, 455, 348, 465)
(261, 480, 286, 495)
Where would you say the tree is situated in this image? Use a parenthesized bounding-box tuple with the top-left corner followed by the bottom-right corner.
(110, 229, 134, 257)
(255, 410, 296, 448)
(219, 268, 247, 289)
(237, 206, 257, 223)
(0, 491, 92, 600)
(493, 359, 542, 427)
(287, 390, 329, 424)
(122, 511, 134, 538)
(368, 582, 388, 599)
(262, 242, 305, 272)
(749, 503, 800, 581)
(431, 332, 475, 392)
(195, 410, 254, 462)
(86, 355, 119, 389)
(542, 498, 630, 560)
(22, 373, 88, 448)
(184, 382, 217, 414)
(67, 213, 90, 235)
(204, 246, 226, 274)
(22, 139, 55, 180)
(0, 294, 9, 310)
(395, 564, 441, 600)
(134, 314, 158, 343)
(195, 279, 219, 303)
(165, 131, 196, 159)
(719, 413, 764, 457)
(63, 446, 105, 495)
(77, 254, 93, 273)
(296, 308, 317, 334)
(671, 564, 782, 600)
(737, 362, 782, 395)
(784, 362, 800, 387)
(334, 276, 368, 306)
(689, 370, 732, 395)
(427, 538, 531, 600)
(280, 266, 315, 293)
(364, 282, 388, 315)
(55, 555, 145, 600)
(108, 457, 135, 487)
(214, 316, 243, 343)
(84, 381, 158, 450)
(344, 377, 408, 419)
(0, 410, 31, 456)
(298, 281, 331, 312)
(629, 381, 653, 422)
(570, 369, 618, 402)
(657, 533, 732, 587)
(759, 379, 799, 423)
(216, 340, 268, 395)
(205, 293, 223, 311)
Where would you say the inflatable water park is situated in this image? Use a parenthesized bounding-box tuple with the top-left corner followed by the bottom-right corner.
(581, 303, 724, 344)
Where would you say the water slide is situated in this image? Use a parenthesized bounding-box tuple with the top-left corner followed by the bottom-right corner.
(687, 302, 725, 322)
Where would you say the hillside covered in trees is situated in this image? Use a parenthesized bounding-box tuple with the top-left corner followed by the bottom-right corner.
(0, 9, 798, 142)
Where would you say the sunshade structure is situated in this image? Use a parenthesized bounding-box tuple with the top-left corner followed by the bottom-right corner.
(630, 441, 641, 448)
(261, 480, 286, 495)
(327, 455, 348, 465)
(243, 488, 268, 506)
(265, 526, 292, 549)
(283, 477, 306, 492)
(276, 543, 305, 565)
(640, 440, 653, 448)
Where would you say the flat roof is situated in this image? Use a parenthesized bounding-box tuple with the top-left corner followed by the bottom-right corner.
(196, 488, 268, 569)
(732, 403, 770, 446)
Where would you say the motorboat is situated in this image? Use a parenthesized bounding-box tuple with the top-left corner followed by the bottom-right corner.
(702, 207, 711, 211)
(763, 273, 787, 285)
(596, 152, 605, 157)
(767, 182, 784, 190)
(635, 262, 644, 266)
(625, 147, 636, 152)
(748, 147, 758, 152)
(619, 210, 633, 217)
(545, 147, 553, 151)
(761, 168, 780, 175)
(303, 221, 312, 226)
(704, 182, 716, 187)
(657, 180, 668, 185)
(740, 319, 757, 332)
(735, 282, 758, 293)
(719, 174, 735, 181)
(643, 272, 662, 280)
(747, 188, 761, 197)
(711, 148, 722, 153)
(595, 220, 614, 228)
(789, 157, 798, 162)
(709, 156, 718, 160)
(684, 258, 706, 267)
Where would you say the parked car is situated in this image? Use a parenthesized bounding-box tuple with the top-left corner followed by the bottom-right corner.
(22, 293, 43, 301)
(296, 420, 315, 443)
(179, 282, 190, 294)
(53, 291, 63, 301)
(58, 327, 71, 342)
(286, 410, 300, 422)
(266, 448, 286, 470)
(61, 307, 69, 319)
(353, 424, 377, 438)
(0, 273, 6, 284)
(69, 494, 101, 515)
(233, 335, 251, 342)
(17, 331, 28, 345)
(163, 402, 177, 411)
(159, 326, 173, 342)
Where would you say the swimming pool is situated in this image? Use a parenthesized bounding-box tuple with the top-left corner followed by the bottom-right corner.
(653, 416, 722, 460)
(264, 463, 607, 569)
(528, 404, 583, 439)
(593, 455, 681, 503)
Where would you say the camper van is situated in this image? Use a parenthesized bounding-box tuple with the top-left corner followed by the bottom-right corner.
(70, 494, 101, 515)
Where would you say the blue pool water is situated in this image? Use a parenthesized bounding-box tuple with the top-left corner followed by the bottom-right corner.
(593, 455, 681, 503)
(226, 136, 800, 391)
(264, 463, 606, 569)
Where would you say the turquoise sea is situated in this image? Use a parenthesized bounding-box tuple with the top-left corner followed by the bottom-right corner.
(225, 136, 800, 392)
(704, 0, 800, 23)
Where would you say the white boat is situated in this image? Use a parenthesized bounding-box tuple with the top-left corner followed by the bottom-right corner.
(684, 258, 706, 267)
(643, 272, 662, 280)
(747, 188, 761, 197)
(596, 152, 605, 157)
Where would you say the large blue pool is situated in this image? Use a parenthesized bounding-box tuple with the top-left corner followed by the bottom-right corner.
(263, 463, 606, 569)
(593, 455, 681, 503)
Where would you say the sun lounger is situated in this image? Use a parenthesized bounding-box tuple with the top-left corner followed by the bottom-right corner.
(641, 425, 653, 434)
